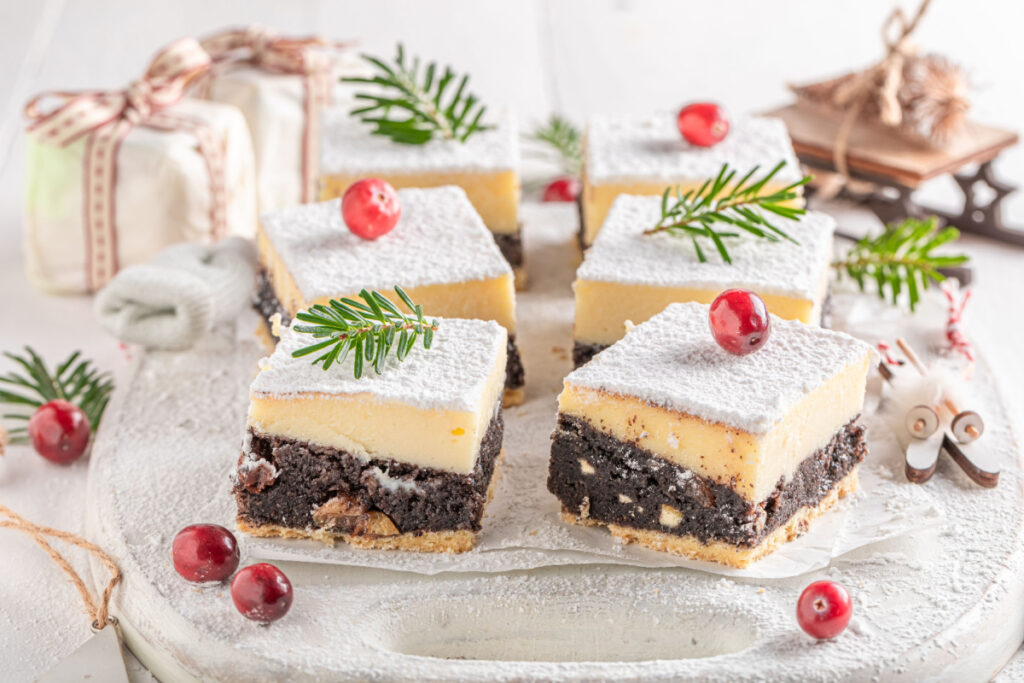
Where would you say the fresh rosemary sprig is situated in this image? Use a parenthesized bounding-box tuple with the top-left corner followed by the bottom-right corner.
(291, 287, 439, 378)
(645, 161, 812, 264)
(529, 114, 582, 176)
(0, 348, 114, 444)
(342, 44, 490, 145)
(833, 216, 969, 311)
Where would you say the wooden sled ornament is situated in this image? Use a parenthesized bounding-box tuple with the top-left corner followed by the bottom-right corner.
(879, 338, 998, 488)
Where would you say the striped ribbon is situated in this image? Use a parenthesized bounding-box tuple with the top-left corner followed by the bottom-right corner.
(24, 38, 224, 292)
(941, 281, 974, 363)
(200, 26, 337, 203)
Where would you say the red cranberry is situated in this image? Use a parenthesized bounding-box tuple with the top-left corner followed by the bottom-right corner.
(709, 289, 771, 355)
(172, 524, 240, 583)
(677, 102, 729, 147)
(341, 178, 401, 240)
(27, 399, 90, 464)
(797, 580, 852, 639)
(231, 563, 293, 623)
(542, 176, 581, 202)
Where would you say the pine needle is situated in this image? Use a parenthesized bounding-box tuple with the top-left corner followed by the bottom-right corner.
(833, 216, 969, 311)
(291, 287, 439, 378)
(342, 44, 491, 145)
(645, 161, 812, 264)
(528, 114, 582, 176)
(0, 348, 114, 444)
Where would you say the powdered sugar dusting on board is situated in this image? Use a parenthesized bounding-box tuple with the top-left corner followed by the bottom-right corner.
(567, 302, 873, 433)
(250, 318, 506, 412)
(85, 203, 1024, 681)
(586, 113, 802, 184)
(320, 107, 519, 174)
(260, 187, 511, 301)
(578, 196, 834, 300)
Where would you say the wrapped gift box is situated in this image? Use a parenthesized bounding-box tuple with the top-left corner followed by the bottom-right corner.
(25, 98, 256, 294)
(23, 39, 257, 295)
(198, 27, 359, 212)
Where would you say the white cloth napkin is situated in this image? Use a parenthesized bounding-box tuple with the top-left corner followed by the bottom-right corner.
(94, 237, 257, 350)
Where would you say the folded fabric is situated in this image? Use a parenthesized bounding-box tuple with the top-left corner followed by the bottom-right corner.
(95, 237, 257, 350)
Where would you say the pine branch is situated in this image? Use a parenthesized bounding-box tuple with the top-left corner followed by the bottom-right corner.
(644, 162, 812, 264)
(833, 216, 969, 311)
(291, 287, 439, 379)
(0, 348, 114, 444)
(528, 114, 582, 176)
(342, 44, 491, 145)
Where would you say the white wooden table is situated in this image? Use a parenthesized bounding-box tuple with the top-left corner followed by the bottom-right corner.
(1, 2, 1023, 679)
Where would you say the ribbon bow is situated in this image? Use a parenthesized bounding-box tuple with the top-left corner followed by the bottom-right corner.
(25, 38, 211, 146)
(201, 25, 335, 76)
(827, 0, 935, 180)
(200, 25, 341, 203)
(24, 38, 225, 293)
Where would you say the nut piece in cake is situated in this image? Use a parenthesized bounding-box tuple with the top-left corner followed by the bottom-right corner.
(319, 108, 524, 283)
(255, 186, 525, 405)
(572, 195, 834, 366)
(237, 317, 508, 553)
(581, 113, 802, 246)
(548, 302, 874, 568)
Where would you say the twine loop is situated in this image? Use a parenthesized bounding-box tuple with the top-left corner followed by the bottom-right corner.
(829, 0, 934, 181)
(0, 504, 121, 630)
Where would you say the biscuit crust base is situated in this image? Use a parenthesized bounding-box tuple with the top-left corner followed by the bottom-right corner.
(548, 413, 866, 566)
(238, 519, 481, 553)
(238, 451, 503, 554)
(561, 471, 858, 568)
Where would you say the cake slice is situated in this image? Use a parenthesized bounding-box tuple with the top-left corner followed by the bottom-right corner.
(549, 302, 873, 568)
(255, 185, 525, 405)
(236, 317, 507, 553)
(572, 195, 834, 366)
(581, 113, 802, 246)
(319, 108, 524, 286)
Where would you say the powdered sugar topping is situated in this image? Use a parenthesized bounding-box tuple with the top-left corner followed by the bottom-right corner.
(586, 113, 802, 184)
(251, 318, 506, 412)
(567, 302, 873, 433)
(577, 195, 834, 299)
(260, 187, 511, 300)
(321, 107, 519, 174)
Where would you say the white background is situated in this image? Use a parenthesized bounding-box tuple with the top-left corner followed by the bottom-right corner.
(1, 1, 1023, 680)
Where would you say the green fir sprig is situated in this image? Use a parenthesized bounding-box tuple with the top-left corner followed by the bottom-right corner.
(342, 44, 491, 145)
(529, 114, 582, 176)
(0, 348, 114, 444)
(833, 216, 969, 311)
(645, 161, 812, 264)
(291, 287, 439, 379)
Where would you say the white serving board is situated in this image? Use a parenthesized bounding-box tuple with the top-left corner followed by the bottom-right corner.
(87, 203, 1024, 681)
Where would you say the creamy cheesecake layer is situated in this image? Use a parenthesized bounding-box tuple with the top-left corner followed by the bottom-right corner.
(573, 195, 833, 346)
(559, 353, 869, 502)
(581, 179, 800, 246)
(581, 113, 802, 245)
(320, 170, 519, 233)
(320, 108, 520, 233)
(259, 225, 516, 331)
(574, 278, 825, 346)
(258, 188, 517, 333)
(560, 302, 874, 502)
(249, 319, 507, 475)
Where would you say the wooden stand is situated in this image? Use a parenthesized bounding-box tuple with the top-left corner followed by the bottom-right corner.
(767, 104, 1024, 246)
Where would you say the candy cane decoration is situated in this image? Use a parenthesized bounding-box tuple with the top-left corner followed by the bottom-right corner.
(877, 340, 901, 366)
(941, 281, 974, 363)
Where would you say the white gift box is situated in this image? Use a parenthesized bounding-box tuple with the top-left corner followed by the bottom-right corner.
(203, 67, 314, 212)
(24, 98, 257, 295)
(199, 35, 364, 212)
